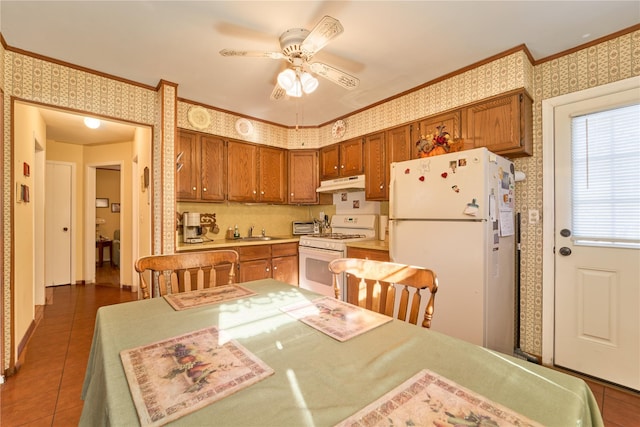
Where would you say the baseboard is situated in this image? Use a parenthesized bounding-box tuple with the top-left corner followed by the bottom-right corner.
(122, 285, 132, 291)
(17, 319, 37, 363)
(76, 280, 86, 286)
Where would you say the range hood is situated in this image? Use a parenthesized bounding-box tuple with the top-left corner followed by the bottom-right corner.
(316, 174, 366, 193)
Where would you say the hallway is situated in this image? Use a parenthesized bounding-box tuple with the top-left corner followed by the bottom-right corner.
(0, 279, 137, 426)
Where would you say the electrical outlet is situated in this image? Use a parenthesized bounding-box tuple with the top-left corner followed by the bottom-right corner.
(528, 209, 540, 224)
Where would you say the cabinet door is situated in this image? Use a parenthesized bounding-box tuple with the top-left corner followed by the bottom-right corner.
(364, 132, 387, 200)
(227, 141, 258, 202)
(176, 130, 199, 200)
(320, 144, 340, 180)
(258, 146, 286, 203)
(272, 255, 298, 286)
(239, 259, 271, 282)
(417, 111, 461, 145)
(387, 124, 413, 164)
(200, 135, 225, 201)
(340, 138, 364, 177)
(288, 150, 320, 204)
(462, 91, 532, 157)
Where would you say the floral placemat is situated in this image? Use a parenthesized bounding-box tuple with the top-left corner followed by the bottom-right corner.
(335, 369, 543, 427)
(281, 297, 392, 342)
(164, 285, 256, 311)
(120, 326, 274, 427)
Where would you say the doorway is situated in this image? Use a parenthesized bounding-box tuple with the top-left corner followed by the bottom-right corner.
(542, 76, 640, 391)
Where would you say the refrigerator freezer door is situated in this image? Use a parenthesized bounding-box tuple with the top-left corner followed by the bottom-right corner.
(389, 218, 515, 354)
(390, 148, 494, 221)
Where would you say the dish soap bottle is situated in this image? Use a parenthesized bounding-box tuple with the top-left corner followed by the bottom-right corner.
(233, 224, 240, 239)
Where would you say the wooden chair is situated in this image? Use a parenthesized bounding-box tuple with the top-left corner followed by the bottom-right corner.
(328, 258, 438, 328)
(135, 250, 239, 299)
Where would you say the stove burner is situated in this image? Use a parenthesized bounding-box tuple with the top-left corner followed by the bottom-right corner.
(310, 233, 366, 240)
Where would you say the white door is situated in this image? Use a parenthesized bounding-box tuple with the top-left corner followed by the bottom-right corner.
(45, 162, 72, 286)
(554, 88, 640, 390)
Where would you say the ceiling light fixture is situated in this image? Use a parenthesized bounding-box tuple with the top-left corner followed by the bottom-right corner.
(277, 67, 318, 98)
(84, 117, 101, 129)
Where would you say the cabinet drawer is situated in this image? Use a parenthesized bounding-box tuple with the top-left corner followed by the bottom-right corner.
(271, 242, 298, 257)
(347, 247, 390, 262)
(236, 245, 271, 261)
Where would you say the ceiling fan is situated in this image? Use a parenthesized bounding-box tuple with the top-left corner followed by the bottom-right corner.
(219, 16, 359, 100)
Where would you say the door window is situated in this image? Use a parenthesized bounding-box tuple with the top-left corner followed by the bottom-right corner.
(571, 103, 640, 248)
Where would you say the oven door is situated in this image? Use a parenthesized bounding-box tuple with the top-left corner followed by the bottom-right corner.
(298, 245, 345, 300)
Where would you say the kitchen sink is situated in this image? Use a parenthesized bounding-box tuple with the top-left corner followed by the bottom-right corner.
(238, 236, 284, 241)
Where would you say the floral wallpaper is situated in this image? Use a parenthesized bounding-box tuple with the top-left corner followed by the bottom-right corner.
(2, 28, 638, 372)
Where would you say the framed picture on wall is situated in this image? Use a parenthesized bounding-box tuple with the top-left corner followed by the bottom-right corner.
(111, 203, 120, 213)
(96, 198, 109, 208)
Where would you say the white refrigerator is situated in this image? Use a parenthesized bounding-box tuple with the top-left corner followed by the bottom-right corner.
(389, 147, 516, 355)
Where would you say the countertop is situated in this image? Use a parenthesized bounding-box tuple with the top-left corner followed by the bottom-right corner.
(176, 236, 299, 252)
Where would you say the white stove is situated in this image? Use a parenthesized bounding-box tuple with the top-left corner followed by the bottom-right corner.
(298, 214, 378, 299)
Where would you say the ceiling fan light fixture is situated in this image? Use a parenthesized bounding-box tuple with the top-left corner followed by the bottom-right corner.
(277, 68, 297, 92)
(285, 78, 303, 98)
(300, 72, 318, 94)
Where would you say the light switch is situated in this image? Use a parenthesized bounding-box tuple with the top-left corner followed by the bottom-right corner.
(528, 209, 540, 224)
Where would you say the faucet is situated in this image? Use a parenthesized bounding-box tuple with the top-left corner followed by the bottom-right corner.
(248, 225, 254, 237)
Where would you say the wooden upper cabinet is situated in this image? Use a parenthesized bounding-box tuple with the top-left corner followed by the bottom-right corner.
(340, 138, 364, 177)
(227, 140, 287, 203)
(258, 146, 287, 204)
(416, 110, 461, 153)
(176, 130, 199, 200)
(176, 130, 225, 202)
(200, 135, 225, 201)
(462, 89, 533, 158)
(320, 138, 364, 180)
(364, 132, 386, 200)
(386, 124, 413, 164)
(288, 150, 321, 204)
(227, 140, 259, 202)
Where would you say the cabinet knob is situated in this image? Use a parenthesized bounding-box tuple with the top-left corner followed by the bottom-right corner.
(266, 267, 270, 272)
(341, 165, 345, 169)
(334, 166, 338, 170)
(261, 191, 265, 195)
(253, 190, 257, 194)
(290, 192, 294, 196)
(379, 183, 384, 189)
(203, 187, 207, 192)
(273, 266, 278, 270)
(192, 186, 196, 191)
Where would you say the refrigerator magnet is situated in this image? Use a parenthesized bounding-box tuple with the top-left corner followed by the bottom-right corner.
(463, 198, 479, 216)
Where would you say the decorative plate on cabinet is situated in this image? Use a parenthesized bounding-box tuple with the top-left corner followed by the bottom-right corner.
(187, 106, 211, 130)
(235, 118, 254, 137)
(332, 120, 346, 138)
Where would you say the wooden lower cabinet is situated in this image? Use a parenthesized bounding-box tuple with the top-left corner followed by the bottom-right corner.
(237, 242, 299, 285)
(345, 246, 390, 302)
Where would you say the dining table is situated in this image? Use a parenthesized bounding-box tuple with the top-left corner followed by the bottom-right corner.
(80, 278, 603, 427)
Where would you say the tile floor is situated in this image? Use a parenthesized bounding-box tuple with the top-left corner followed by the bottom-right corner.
(1, 266, 639, 426)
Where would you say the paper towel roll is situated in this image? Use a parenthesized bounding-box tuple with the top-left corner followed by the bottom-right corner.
(379, 215, 388, 240)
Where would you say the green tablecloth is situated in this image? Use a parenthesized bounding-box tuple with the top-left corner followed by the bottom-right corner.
(80, 279, 603, 426)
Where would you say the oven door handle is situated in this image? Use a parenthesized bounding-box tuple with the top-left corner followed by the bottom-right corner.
(299, 246, 344, 257)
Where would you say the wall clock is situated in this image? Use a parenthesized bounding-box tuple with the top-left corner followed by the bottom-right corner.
(332, 120, 346, 138)
(187, 106, 211, 130)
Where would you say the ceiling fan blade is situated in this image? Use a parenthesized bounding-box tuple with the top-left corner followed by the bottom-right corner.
(270, 84, 286, 101)
(309, 62, 359, 90)
(301, 16, 343, 57)
(219, 49, 285, 60)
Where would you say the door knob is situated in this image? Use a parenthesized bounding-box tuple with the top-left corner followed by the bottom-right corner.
(559, 247, 572, 256)
(560, 229, 571, 237)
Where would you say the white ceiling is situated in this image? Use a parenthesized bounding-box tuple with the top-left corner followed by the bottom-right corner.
(2, 1, 639, 143)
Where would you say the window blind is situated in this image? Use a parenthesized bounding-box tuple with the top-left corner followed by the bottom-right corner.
(571, 103, 640, 247)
